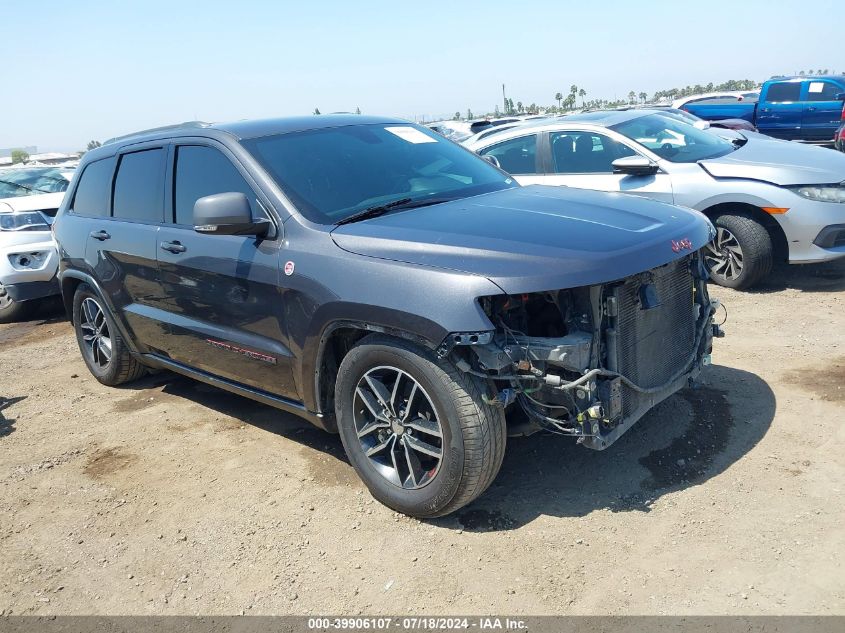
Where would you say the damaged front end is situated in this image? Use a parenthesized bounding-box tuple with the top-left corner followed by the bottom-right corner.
(441, 251, 723, 450)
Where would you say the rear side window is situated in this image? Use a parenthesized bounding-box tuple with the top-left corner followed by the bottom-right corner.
(173, 145, 259, 226)
(72, 159, 113, 217)
(803, 81, 843, 101)
(689, 96, 740, 105)
(112, 149, 165, 223)
(479, 135, 537, 174)
(765, 82, 802, 103)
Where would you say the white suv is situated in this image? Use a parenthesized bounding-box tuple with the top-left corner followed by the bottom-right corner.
(0, 166, 74, 322)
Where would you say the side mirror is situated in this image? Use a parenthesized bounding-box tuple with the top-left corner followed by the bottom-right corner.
(482, 154, 501, 168)
(836, 93, 845, 101)
(693, 120, 711, 130)
(612, 155, 659, 176)
(193, 192, 270, 237)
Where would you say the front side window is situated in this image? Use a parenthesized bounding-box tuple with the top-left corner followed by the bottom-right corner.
(173, 145, 260, 225)
(803, 81, 843, 102)
(549, 131, 635, 174)
(766, 82, 802, 103)
(112, 149, 165, 223)
(72, 159, 112, 217)
(0, 167, 71, 199)
(612, 114, 734, 163)
(478, 135, 537, 175)
(243, 124, 514, 224)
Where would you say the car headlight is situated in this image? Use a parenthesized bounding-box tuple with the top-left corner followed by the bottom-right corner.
(0, 209, 51, 231)
(788, 185, 845, 203)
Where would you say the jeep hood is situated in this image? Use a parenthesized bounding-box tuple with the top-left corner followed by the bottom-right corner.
(699, 136, 845, 185)
(330, 185, 713, 295)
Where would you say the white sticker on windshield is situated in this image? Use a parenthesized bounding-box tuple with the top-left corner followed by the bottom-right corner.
(385, 126, 437, 144)
(808, 82, 825, 93)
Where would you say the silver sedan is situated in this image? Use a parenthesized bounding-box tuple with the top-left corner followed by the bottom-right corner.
(464, 110, 845, 289)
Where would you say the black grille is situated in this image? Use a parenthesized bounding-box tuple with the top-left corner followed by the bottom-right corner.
(612, 257, 696, 415)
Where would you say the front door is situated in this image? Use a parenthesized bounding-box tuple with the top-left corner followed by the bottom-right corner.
(758, 81, 803, 140)
(154, 143, 298, 399)
(801, 80, 845, 141)
(536, 130, 674, 204)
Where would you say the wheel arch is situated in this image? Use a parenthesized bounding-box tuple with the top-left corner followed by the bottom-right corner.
(699, 201, 789, 263)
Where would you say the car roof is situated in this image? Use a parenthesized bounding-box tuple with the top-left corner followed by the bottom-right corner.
(102, 114, 411, 148)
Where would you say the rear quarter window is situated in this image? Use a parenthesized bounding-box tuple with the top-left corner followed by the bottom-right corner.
(71, 159, 114, 217)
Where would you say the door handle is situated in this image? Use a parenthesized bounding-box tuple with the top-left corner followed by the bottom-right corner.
(89, 230, 110, 241)
(807, 107, 817, 111)
(160, 241, 187, 254)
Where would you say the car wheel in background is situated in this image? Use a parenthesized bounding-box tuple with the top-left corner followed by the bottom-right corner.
(72, 283, 146, 386)
(335, 334, 506, 518)
(0, 283, 37, 323)
(704, 213, 773, 290)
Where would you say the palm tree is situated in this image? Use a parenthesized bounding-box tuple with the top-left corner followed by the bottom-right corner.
(555, 92, 563, 109)
(628, 91, 636, 104)
(578, 88, 586, 107)
(517, 101, 524, 113)
(638, 91, 647, 103)
(313, 108, 321, 115)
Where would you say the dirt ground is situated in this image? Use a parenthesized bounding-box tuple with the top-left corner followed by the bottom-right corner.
(1, 261, 844, 616)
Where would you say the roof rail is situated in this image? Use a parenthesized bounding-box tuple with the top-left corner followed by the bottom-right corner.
(104, 121, 212, 145)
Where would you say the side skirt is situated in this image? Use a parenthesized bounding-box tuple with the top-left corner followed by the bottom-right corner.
(139, 353, 330, 431)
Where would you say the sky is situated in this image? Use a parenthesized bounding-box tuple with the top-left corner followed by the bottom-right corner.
(3, 0, 844, 152)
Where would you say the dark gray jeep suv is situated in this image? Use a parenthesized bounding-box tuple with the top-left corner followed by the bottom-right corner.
(54, 115, 719, 517)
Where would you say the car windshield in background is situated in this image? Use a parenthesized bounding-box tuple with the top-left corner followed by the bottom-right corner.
(611, 114, 735, 163)
(0, 167, 71, 198)
(243, 124, 515, 224)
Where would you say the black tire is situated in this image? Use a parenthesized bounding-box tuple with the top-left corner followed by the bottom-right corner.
(0, 284, 36, 323)
(335, 334, 506, 518)
(705, 213, 773, 290)
(72, 283, 146, 386)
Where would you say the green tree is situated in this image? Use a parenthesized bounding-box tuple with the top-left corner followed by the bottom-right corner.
(453, 111, 461, 120)
(466, 108, 473, 120)
(628, 91, 636, 104)
(355, 106, 361, 115)
(10, 149, 29, 164)
(494, 104, 500, 117)
(516, 101, 523, 113)
(555, 92, 563, 109)
(86, 140, 102, 151)
(578, 88, 587, 107)
(313, 108, 321, 115)
(638, 91, 647, 103)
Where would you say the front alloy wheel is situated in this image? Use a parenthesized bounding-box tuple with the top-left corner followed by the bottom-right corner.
(354, 366, 444, 490)
(704, 226, 744, 282)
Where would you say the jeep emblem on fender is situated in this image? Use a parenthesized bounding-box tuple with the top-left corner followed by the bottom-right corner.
(671, 238, 693, 253)
(284, 261, 295, 276)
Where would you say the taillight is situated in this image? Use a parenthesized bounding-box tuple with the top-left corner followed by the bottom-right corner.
(841, 102, 845, 121)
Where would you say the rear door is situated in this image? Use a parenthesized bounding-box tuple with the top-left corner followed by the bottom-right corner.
(475, 133, 547, 186)
(801, 80, 845, 141)
(154, 142, 297, 399)
(757, 81, 803, 139)
(537, 130, 674, 203)
(84, 145, 167, 351)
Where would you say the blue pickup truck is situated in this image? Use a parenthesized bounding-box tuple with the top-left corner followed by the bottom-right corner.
(682, 76, 845, 143)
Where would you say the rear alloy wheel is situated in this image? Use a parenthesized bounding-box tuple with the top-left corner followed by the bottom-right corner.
(335, 334, 506, 518)
(0, 283, 36, 323)
(72, 283, 147, 385)
(704, 213, 772, 290)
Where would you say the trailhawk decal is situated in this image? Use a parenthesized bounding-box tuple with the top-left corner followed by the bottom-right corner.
(205, 339, 277, 365)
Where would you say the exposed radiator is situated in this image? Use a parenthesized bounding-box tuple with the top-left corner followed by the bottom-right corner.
(611, 256, 696, 415)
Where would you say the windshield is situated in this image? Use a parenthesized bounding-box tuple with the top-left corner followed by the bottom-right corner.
(611, 114, 735, 163)
(0, 167, 71, 198)
(242, 124, 515, 224)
